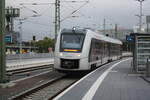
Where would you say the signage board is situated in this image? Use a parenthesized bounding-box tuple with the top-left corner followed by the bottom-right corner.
(5, 8, 20, 17)
(5, 35, 12, 43)
(126, 35, 134, 42)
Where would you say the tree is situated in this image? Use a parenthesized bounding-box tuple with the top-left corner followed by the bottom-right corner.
(35, 37, 54, 53)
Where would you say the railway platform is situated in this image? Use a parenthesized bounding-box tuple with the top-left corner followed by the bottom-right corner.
(6, 58, 54, 71)
(54, 58, 150, 100)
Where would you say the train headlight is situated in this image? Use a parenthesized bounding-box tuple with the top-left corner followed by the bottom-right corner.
(72, 27, 76, 31)
(77, 54, 81, 57)
(60, 53, 63, 56)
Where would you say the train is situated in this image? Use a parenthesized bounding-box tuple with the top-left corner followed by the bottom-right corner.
(54, 28, 122, 72)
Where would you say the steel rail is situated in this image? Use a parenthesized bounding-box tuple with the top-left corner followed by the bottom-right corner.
(9, 74, 66, 100)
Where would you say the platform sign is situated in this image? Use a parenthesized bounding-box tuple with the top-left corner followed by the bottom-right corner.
(5, 35, 12, 43)
(126, 35, 134, 42)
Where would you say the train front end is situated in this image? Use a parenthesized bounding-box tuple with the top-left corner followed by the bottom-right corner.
(54, 28, 89, 72)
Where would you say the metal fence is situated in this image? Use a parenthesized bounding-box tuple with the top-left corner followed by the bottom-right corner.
(6, 53, 54, 60)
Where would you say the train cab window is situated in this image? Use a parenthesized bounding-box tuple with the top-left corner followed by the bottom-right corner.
(60, 33, 85, 52)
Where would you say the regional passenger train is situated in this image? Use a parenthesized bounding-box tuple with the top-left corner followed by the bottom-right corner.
(54, 28, 122, 72)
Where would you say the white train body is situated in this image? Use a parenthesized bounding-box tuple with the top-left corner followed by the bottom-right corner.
(54, 28, 122, 72)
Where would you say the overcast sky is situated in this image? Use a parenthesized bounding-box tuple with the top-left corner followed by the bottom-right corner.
(6, 0, 150, 40)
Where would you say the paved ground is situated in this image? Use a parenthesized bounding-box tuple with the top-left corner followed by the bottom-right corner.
(54, 58, 150, 100)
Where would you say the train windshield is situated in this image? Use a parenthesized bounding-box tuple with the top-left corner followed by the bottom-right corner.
(60, 33, 85, 52)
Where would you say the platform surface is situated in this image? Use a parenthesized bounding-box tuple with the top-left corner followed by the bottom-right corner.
(54, 58, 150, 100)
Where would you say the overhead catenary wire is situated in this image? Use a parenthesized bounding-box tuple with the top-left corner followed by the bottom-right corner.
(20, 3, 55, 5)
(20, 4, 55, 20)
(62, 0, 85, 17)
(60, 0, 89, 3)
(18, 1, 90, 27)
(20, 5, 40, 15)
(18, 0, 99, 30)
(59, 0, 103, 29)
(26, 20, 54, 27)
(15, 19, 54, 28)
(60, 0, 100, 28)
(60, 0, 89, 22)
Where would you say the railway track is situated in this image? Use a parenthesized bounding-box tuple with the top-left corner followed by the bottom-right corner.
(9, 74, 81, 100)
(6, 64, 53, 82)
(7, 64, 53, 75)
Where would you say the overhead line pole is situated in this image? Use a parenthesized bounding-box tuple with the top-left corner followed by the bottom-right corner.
(136, 0, 145, 32)
(19, 19, 23, 59)
(103, 18, 106, 35)
(139, 0, 143, 32)
(115, 24, 118, 39)
(58, 0, 61, 31)
(0, 0, 7, 83)
(55, 0, 60, 43)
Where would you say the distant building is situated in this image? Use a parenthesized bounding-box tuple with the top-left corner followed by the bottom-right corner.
(98, 29, 133, 42)
(133, 24, 150, 33)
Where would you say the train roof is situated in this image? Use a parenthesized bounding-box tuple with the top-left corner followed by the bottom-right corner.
(60, 28, 122, 45)
(87, 29, 122, 45)
(61, 28, 87, 34)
